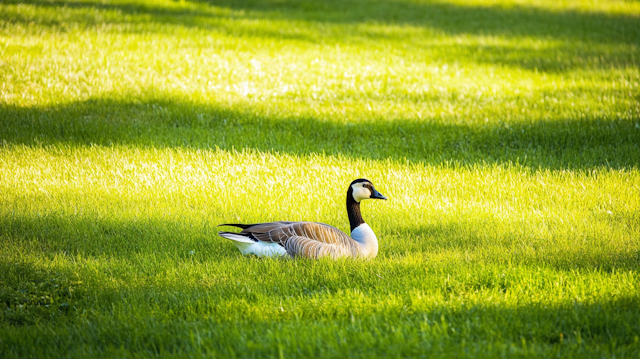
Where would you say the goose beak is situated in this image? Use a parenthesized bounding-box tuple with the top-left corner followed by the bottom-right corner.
(370, 189, 388, 200)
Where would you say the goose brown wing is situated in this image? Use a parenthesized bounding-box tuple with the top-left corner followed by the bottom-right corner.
(283, 235, 354, 259)
(242, 221, 351, 245)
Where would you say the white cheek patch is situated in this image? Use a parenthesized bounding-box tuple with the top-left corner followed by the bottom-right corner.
(351, 184, 371, 202)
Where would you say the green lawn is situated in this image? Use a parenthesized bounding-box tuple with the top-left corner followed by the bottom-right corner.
(1, 0, 639, 357)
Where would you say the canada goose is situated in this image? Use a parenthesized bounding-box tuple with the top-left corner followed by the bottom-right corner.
(218, 178, 387, 259)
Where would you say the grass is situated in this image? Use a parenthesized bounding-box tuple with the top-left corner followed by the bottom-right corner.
(1, 0, 639, 357)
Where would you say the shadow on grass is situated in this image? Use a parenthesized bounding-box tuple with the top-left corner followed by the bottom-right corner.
(1, 257, 639, 358)
(1, 99, 638, 171)
(10, 0, 640, 45)
(3, 0, 639, 72)
(197, 0, 640, 45)
(3, 307, 639, 358)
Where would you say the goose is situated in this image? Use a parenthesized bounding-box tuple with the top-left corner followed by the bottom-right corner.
(218, 178, 387, 259)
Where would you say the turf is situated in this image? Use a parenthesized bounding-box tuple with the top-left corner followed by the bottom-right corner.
(0, 0, 639, 357)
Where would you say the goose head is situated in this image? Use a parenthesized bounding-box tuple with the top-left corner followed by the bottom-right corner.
(348, 178, 387, 203)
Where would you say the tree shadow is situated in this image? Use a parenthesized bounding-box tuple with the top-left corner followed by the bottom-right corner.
(196, 0, 640, 45)
(14, 0, 639, 45)
(4, 0, 639, 72)
(1, 98, 638, 171)
(2, 254, 639, 358)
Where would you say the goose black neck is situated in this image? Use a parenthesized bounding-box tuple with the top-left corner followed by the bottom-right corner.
(346, 191, 365, 232)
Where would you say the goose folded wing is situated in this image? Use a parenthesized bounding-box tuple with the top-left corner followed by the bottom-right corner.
(245, 221, 353, 246)
(283, 235, 353, 259)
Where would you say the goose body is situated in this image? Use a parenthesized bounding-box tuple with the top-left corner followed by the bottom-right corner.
(218, 179, 387, 259)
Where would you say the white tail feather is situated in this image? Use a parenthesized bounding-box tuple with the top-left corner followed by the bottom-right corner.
(219, 232, 288, 257)
(218, 232, 255, 243)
